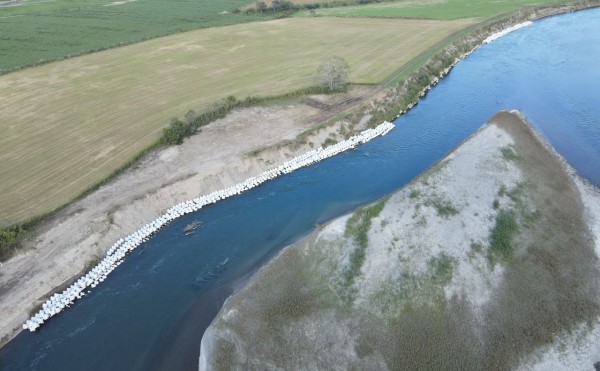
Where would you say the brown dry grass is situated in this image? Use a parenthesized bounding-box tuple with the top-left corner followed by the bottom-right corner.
(0, 16, 475, 226)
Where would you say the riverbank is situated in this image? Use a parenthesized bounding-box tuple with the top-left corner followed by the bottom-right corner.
(200, 111, 600, 370)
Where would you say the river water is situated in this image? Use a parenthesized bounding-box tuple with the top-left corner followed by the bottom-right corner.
(1, 8, 599, 371)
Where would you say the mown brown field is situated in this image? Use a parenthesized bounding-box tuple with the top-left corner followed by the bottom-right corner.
(0, 16, 475, 226)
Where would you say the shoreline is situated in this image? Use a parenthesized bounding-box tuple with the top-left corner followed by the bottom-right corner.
(1, 1, 599, 349)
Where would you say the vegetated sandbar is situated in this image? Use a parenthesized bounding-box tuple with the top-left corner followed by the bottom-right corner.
(200, 111, 600, 370)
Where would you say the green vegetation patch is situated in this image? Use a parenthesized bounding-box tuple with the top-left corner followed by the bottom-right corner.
(496, 182, 542, 229)
(0, 226, 26, 261)
(428, 253, 455, 286)
(430, 198, 459, 218)
(408, 189, 421, 199)
(322, 137, 338, 148)
(501, 146, 520, 161)
(506, 182, 527, 204)
(342, 197, 389, 293)
(488, 209, 518, 266)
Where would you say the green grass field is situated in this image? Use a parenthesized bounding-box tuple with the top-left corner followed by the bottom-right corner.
(0, 0, 265, 73)
(295, 0, 565, 19)
(0, 16, 474, 226)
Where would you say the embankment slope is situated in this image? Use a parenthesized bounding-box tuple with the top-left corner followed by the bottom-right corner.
(200, 111, 600, 370)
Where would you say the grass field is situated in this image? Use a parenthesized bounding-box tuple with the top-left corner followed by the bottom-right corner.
(0, 0, 265, 73)
(0, 16, 474, 226)
(295, 0, 565, 19)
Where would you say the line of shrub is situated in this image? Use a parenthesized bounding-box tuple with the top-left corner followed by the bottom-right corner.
(159, 85, 342, 145)
(342, 196, 390, 295)
(488, 209, 519, 266)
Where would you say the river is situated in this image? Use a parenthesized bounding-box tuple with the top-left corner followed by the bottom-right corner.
(1, 7, 599, 371)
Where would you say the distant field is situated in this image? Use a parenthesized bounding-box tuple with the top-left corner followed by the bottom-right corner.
(295, 0, 565, 19)
(0, 0, 264, 73)
(243, 0, 331, 8)
(0, 16, 475, 226)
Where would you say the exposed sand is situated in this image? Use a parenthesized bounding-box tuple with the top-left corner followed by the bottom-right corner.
(201, 111, 600, 370)
(0, 89, 370, 347)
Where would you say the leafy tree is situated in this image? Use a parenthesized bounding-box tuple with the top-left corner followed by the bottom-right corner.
(318, 56, 349, 91)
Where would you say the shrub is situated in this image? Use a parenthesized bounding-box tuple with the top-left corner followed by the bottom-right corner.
(0, 226, 26, 260)
(488, 209, 518, 265)
(342, 197, 389, 294)
(432, 199, 459, 218)
(501, 146, 519, 161)
(323, 137, 338, 147)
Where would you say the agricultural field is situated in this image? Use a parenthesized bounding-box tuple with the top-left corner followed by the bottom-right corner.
(0, 16, 475, 226)
(295, 0, 566, 19)
(0, 0, 264, 73)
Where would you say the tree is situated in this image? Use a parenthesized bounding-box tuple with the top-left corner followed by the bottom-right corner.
(318, 56, 349, 91)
